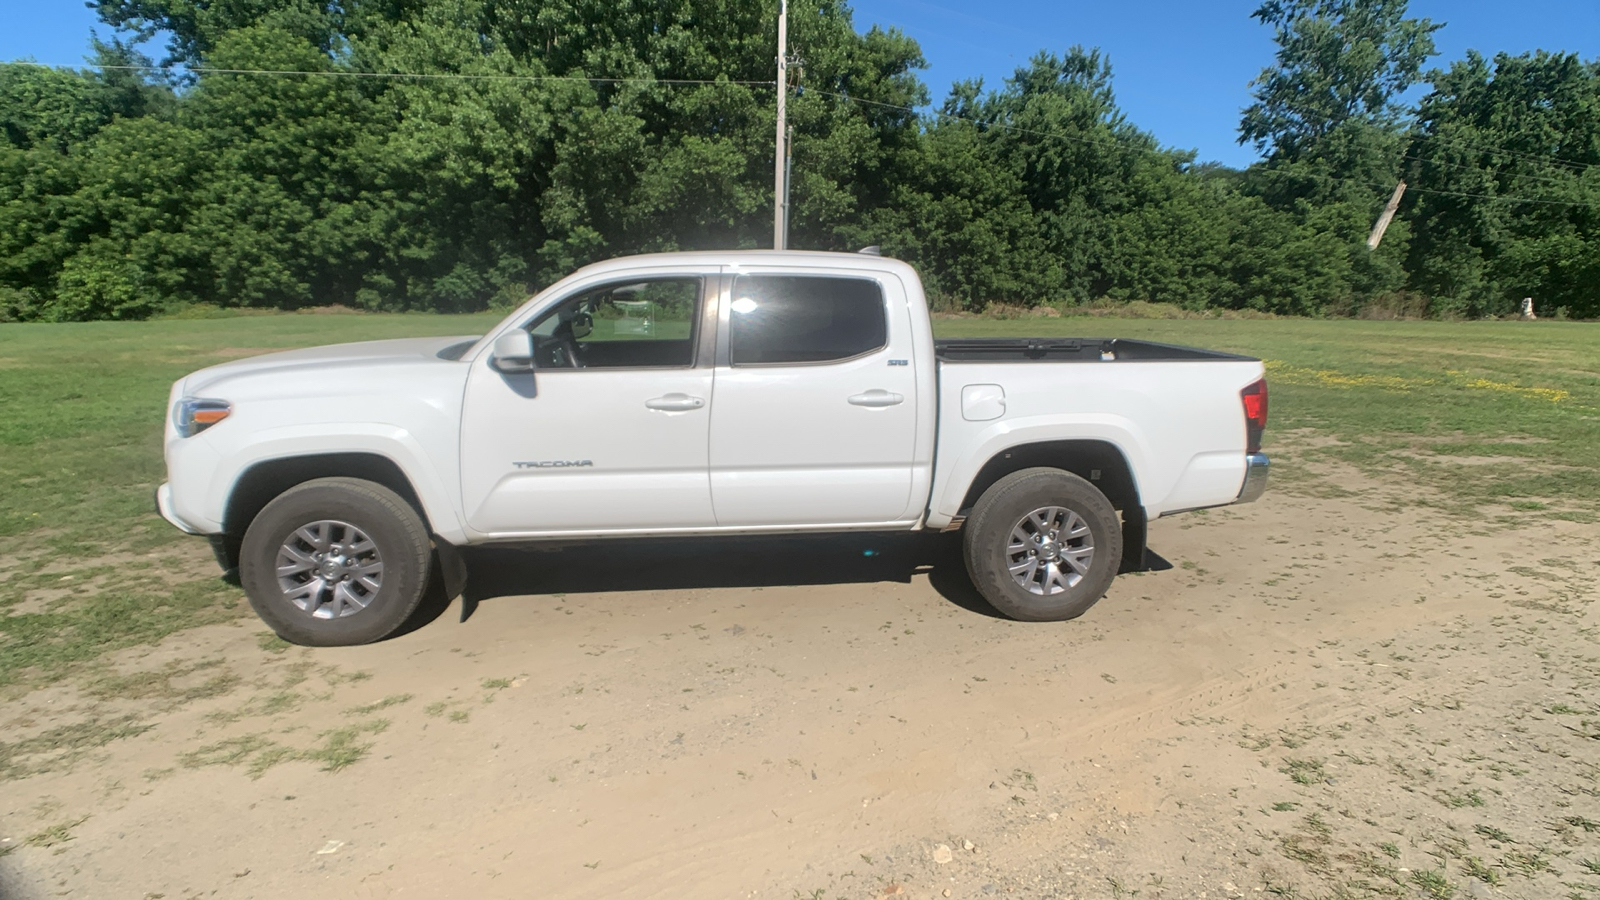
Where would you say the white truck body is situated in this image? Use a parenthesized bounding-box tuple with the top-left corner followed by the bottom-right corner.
(157, 251, 1268, 640)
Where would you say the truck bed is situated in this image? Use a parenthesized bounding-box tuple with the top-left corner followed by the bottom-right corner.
(927, 341, 1264, 523)
(934, 337, 1257, 363)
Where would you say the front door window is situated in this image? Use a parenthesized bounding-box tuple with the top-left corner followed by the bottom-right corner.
(527, 279, 700, 369)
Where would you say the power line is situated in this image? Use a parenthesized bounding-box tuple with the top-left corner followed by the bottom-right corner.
(1234, 111, 1599, 204)
(2, 58, 1129, 155)
(8, 59, 1592, 205)
(14, 60, 1594, 179)
(0, 59, 777, 87)
(876, 4, 1600, 178)
(1254, 95, 1598, 174)
(1258, 166, 1597, 209)
(811, 88, 1600, 210)
(1412, 131, 1595, 174)
(806, 88, 1141, 155)
(1221, 91, 1597, 190)
(1400, 153, 1587, 191)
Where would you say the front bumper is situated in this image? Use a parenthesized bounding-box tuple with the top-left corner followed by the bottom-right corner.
(155, 483, 205, 535)
(1236, 453, 1270, 503)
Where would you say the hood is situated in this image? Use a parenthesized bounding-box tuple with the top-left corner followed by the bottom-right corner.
(182, 335, 480, 396)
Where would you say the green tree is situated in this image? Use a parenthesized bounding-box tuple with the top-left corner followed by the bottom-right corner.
(0, 44, 180, 319)
(976, 49, 1152, 302)
(91, 0, 345, 67)
(4, 0, 1588, 321)
(1240, 0, 1441, 160)
(859, 115, 1061, 309)
(1405, 51, 1600, 317)
(3, 0, 929, 317)
(1238, 0, 1440, 309)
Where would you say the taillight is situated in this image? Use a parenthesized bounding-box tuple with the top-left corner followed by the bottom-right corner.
(1240, 378, 1268, 454)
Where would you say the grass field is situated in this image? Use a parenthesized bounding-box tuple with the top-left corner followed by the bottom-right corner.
(1, 311, 1596, 694)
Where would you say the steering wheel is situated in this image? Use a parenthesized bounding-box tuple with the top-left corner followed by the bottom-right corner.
(557, 333, 580, 368)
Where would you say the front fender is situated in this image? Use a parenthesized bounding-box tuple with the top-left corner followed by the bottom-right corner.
(204, 424, 467, 543)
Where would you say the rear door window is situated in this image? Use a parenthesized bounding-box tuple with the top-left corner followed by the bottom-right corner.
(727, 276, 887, 366)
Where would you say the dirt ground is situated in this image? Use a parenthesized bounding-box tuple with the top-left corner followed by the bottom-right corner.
(3, 466, 1598, 900)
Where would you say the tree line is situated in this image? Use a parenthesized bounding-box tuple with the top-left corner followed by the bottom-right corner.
(1, 0, 1595, 322)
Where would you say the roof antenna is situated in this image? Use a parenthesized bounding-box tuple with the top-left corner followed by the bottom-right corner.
(857, 245, 881, 256)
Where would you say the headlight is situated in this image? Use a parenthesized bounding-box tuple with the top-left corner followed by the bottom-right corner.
(174, 397, 232, 437)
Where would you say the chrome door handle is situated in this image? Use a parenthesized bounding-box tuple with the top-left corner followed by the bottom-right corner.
(847, 389, 905, 408)
(645, 393, 705, 412)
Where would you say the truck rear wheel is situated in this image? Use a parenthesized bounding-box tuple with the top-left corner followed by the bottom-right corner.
(963, 468, 1123, 622)
(240, 477, 433, 646)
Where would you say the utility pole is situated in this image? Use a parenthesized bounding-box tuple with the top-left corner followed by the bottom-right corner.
(783, 124, 794, 249)
(773, 0, 788, 250)
(1366, 181, 1407, 250)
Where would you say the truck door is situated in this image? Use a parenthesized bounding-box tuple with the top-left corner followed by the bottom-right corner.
(459, 275, 717, 535)
(708, 272, 920, 526)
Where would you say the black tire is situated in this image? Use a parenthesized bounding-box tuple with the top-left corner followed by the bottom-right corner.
(240, 477, 433, 647)
(962, 467, 1123, 622)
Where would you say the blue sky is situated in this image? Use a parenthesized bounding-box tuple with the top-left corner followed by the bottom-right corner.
(4, 0, 1596, 168)
(849, 0, 1598, 166)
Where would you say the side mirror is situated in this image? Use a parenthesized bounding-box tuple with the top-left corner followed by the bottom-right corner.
(490, 330, 535, 373)
(571, 311, 593, 340)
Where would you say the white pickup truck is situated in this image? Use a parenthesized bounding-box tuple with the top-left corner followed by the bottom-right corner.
(157, 251, 1269, 646)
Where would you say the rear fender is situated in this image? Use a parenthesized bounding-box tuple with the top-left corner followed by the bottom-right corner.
(931, 417, 1152, 525)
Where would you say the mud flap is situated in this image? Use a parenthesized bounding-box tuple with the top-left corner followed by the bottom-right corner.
(434, 538, 469, 603)
(1119, 506, 1148, 573)
(208, 534, 241, 577)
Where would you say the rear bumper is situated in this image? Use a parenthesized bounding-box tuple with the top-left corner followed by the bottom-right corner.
(154, 483, 205, 535)
(1235, 453, 1270, 503)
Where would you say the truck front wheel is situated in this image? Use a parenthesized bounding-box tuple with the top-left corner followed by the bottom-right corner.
(963, 468, 1123, 622)
(240, 477, 433, 646)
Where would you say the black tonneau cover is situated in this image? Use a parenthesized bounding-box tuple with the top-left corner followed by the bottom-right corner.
(933, 337, 1257, 363)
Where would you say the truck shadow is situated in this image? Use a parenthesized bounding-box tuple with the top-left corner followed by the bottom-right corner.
(400, 534, 1176, 635)
(399, 532, 998, 632)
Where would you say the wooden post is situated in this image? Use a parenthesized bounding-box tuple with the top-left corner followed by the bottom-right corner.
(1366, 180, 1407, 250)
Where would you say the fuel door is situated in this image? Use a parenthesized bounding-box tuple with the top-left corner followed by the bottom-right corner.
(961, 383, 1006, 421)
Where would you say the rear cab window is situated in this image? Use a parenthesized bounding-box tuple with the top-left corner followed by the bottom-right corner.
(727, 276, 887, 365)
